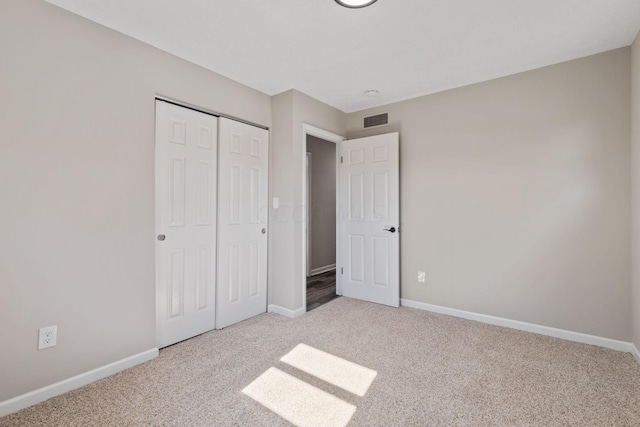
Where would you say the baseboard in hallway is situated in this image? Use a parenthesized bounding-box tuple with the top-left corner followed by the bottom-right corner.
(309, 264, 336, 276)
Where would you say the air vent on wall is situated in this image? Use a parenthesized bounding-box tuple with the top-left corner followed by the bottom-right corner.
(363, 112, 389, 129)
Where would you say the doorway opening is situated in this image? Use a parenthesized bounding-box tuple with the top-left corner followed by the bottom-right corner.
(306, 136, 337, 311)
(301, 125, 345, 313)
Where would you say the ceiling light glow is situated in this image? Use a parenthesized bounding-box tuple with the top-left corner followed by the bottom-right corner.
(335, 0, 378, 8)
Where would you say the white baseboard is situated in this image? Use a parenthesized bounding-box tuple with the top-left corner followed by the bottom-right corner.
(0, 348, 158, 418)
(309, 264, 336, 276)
(268, 304, 305, 319)
(400, 299, 634, 353)
(632, 343, 640, 365)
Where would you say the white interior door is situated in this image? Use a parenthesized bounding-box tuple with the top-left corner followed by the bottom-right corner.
(340, 132, 399, 307)
(155, 100, 218, 348)
(217, 117, 269, 329)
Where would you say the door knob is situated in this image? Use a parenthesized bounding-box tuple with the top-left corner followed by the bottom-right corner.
(261, 228, 266, 234)
(157, 234, 166, 241)
(383, 227, 396, 233)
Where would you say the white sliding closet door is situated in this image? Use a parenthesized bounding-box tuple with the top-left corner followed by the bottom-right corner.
(217, 118, 269, 328)
(155, 100, 218, 348)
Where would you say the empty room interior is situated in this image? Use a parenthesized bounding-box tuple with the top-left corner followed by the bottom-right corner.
(2, 0, 640, 425)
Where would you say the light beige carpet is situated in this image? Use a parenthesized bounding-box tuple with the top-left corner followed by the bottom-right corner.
(2, 297, 639, 426)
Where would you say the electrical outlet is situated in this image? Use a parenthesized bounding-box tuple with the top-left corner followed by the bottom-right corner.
(418, 271, 426, 283)
(38, 325, 57, 350)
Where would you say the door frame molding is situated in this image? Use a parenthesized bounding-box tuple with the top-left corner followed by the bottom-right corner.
(301, 124, 345, 313)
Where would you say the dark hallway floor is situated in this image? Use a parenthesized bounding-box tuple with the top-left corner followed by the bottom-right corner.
(306, 270, 338, 311)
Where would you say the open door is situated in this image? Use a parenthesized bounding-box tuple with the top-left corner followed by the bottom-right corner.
(340, 132, 399, 307)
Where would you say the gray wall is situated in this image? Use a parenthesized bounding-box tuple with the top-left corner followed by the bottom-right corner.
(347, 48, 632, 341)
(0, 0, 271, 402)
(269, 90, 346, 311)
(269, 91, 297, 309)
(632, 33, 640, 349)
(307, 136, 337, 272)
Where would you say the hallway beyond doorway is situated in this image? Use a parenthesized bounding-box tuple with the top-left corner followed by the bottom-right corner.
(306, 270, 338, 311)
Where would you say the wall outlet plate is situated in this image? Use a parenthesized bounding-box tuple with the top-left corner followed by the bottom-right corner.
(38, 325, 57, 350)
(418, 271, 426, 283)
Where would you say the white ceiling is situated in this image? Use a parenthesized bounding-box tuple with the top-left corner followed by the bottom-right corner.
(46, 0, 640, 113)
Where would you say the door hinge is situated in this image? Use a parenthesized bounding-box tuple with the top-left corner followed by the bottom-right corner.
(340, 156, 343, 164)
(341, 268, 343, 274)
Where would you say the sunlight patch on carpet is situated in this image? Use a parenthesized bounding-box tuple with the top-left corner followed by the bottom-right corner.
(280, 343, 377, 397)
(242, 367, 356, 427)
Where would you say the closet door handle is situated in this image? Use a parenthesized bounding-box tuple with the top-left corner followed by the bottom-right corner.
(383, 227, 396, 233)
(157, 234, 166, 241)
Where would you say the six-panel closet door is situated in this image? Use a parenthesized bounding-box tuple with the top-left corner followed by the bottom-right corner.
(216, 117, 269, 329)
(155, 101, 218, 348)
